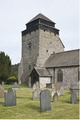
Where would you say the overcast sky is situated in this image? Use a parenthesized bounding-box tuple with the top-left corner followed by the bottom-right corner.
(0, 0, 79, 65)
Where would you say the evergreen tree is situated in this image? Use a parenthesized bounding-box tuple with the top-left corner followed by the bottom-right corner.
(0, 51, 11, 83)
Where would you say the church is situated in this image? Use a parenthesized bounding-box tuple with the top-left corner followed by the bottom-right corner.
(18, 13, 79, 89)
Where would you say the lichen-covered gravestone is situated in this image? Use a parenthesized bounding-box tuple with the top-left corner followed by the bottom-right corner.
(53, 93, 58, 102)
(0, 84, 4, 98)
(4, 88, 16, 106)
(40, 90, 51, 112)
(33, 88, 41, 100)
(56, 83, 60, 90)
(14, 82, 17, 88)
(71, 90, 77, 104)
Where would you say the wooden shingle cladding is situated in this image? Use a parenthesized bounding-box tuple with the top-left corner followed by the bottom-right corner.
(42, 49, 79, 68)
(22, 13, 60, 36)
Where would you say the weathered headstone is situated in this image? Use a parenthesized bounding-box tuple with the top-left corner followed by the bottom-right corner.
(2, 81, 4, 85)
(14, 82, 17, 88)
(60, 87, 64, 95)
(0, 85, 4, 98)
(40, 90, 51, 112)
(4, 88, 16, 106)
(33, 84, 36, 89)
(29, 82, 31, 88)
(56, 83, 60, 90)
(52, 84, 55, 89)
(36, 81, 39, 88)
(53, 93, 58, 102)
(71, 90, 77, 104)
(57, 90, 61, 96)
(33, 88, 41, 100)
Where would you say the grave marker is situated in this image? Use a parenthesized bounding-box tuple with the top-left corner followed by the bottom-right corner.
(33, 84, 36, 89)
(56, 83, 60, 90)
(14, 82, 17, 88)
(40, 90, 51, 112)
(71, 90, 77, 104)
(0, 85, 4, 98)
(53, 93, 58, 102)
(4, 88, 16, 106)
(33, 88, 41, 100)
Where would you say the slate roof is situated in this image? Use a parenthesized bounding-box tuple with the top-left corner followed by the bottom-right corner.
(34, 67, 51, 77)
(27, 13, 55, 24)
(42, 49, 79, 68)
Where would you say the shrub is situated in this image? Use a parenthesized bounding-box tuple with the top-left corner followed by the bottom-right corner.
(6, 76, 18, 84)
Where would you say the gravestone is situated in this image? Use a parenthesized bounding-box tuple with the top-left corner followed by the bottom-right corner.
(36, 81, 39, 88)
(2, 81, 4, 85)
(4, 88, 16, 106)
(57, 90, 61, 96)
(52, 84, 55, 89)
(33, 88, 41, 100)
(56, 83, 60, 90)
(53, 93, 58, 102)
(51, 89, 56, 97)
(71, 90, 77, 104)
(33, 84, 36, 89)
(29, 82, 31, 88)
(60, 87, 64, 95)
(0, 85, 4, 98)
(14, 82, 17, 88)
(40, 90, 51, 112)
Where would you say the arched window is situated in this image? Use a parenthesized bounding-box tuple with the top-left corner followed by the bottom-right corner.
(57, 69, 63, 82)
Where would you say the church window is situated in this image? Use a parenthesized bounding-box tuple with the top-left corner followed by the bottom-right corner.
(57, 69, 63, 82)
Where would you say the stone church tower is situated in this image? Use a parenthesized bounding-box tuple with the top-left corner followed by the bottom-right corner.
(18, 13, 65, 84)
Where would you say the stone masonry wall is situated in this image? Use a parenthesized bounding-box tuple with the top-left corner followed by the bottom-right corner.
(18, 29, 64, 84)
(39, 77, 51, 88)
(55, 67, 79, 89)
(18, 30, 39, 84)
(37, 30, 64, 66)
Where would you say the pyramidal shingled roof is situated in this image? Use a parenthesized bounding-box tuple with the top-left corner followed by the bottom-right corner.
(27, 13, 55, 24)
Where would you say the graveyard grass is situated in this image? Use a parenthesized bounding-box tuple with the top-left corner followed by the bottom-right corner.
(0, 85, 79, 119)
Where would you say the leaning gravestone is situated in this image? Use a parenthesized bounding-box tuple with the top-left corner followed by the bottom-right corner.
(14, 82, 17, 88)
(33, 88, 41, 100)
(40, 90, 51, 112)
(4, 88, 16, 106)
(53, 92, 58, 102)
(71, 90, 77, 104)
(0, 84, 4, 98)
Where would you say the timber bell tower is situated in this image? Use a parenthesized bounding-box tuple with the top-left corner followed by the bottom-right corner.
(18, 13, 64, 84)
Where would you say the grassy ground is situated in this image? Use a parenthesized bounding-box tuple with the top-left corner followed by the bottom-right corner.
(0, 85, 79, 119)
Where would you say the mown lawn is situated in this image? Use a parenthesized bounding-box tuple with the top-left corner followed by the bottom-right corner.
(0, 85, 79, 119)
